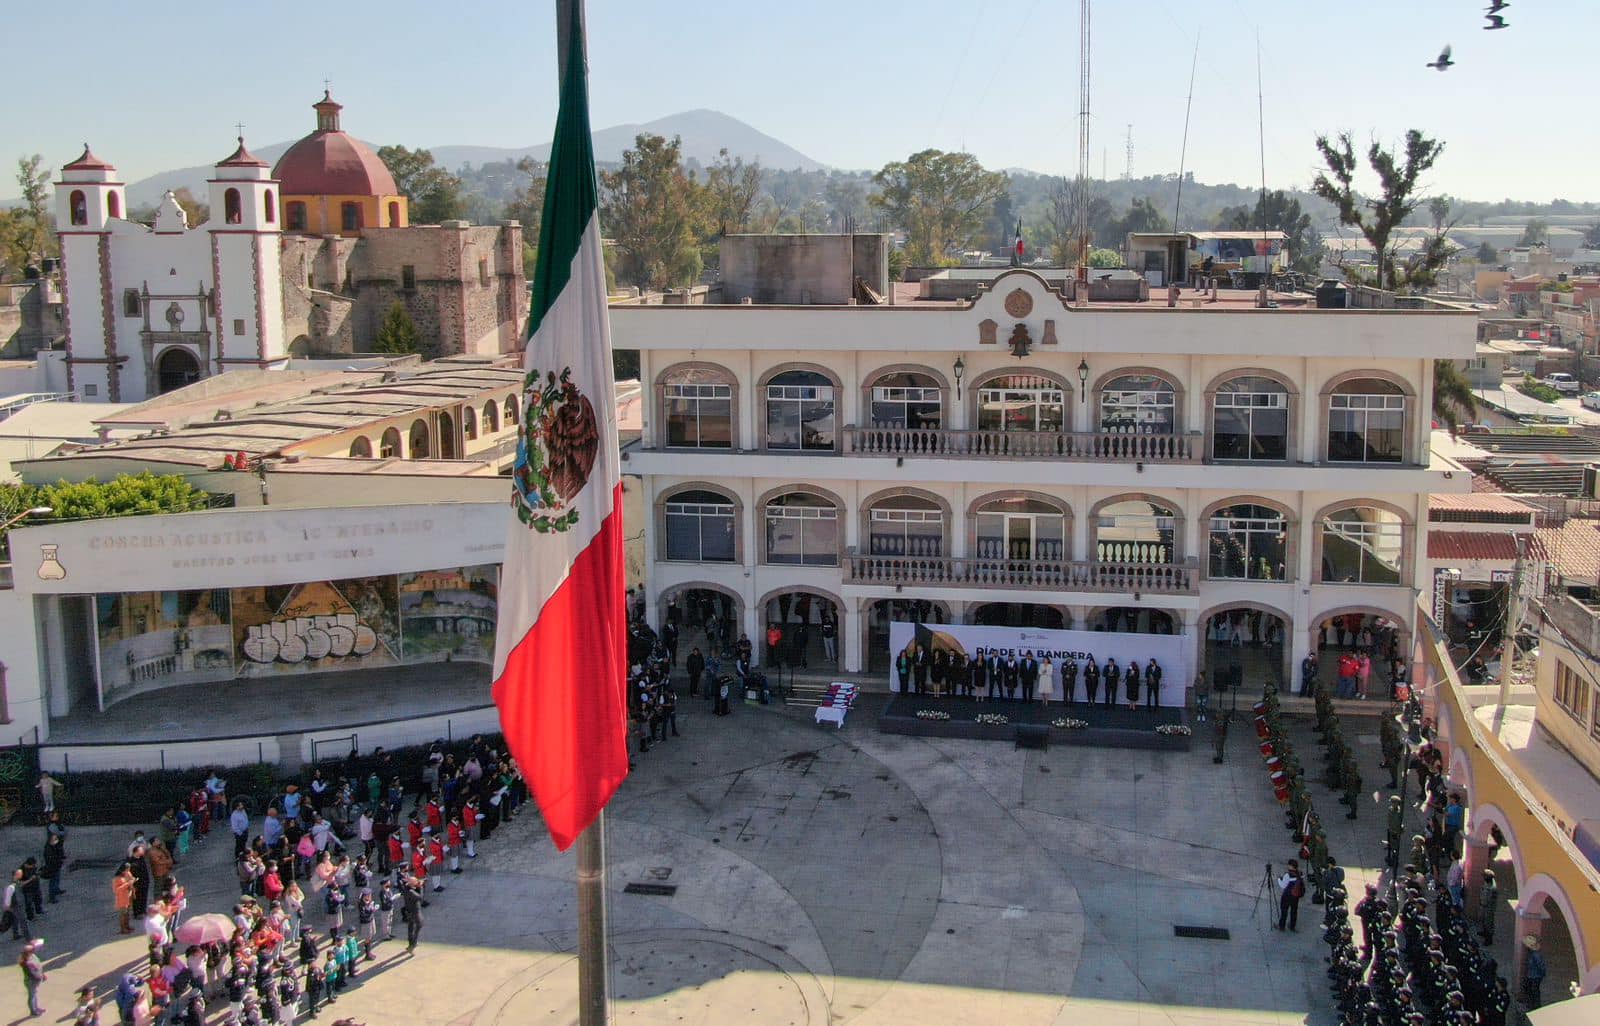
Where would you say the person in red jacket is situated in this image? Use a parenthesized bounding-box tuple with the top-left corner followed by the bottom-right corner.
(386, 833, 404, 878)
(425, 833, 446, 893)
(461, 799, 479, 859)
(424, 798, 443, 833)
(409, 844, 427, 886)
(446, 818, 464, 875)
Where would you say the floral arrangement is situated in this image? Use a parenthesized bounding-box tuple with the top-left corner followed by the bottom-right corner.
(975, 713, 1009, 726)
(1155, 724, 1192, 737)
(915, 709, 951, 721)
(1051, 718, 1088, 730)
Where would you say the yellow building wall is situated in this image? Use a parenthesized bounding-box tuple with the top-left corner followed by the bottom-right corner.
(282, 193, 409, 235)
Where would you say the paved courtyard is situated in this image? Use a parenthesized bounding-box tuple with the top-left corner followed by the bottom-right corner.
(0, 694, 1495, 1025)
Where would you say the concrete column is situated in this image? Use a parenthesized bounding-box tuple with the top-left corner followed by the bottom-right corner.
(743, 601, 760, 668)
(637, 348, 653, 448)
(1462, 836, 1491, 916)
(1510, 904, 1548, 987)
(43, 597, 72, 718)
(843, 601, 863, 674)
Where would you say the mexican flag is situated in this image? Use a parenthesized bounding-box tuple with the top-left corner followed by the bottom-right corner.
(492, 28, 628, 852)
(1012, 219, 1025, 266)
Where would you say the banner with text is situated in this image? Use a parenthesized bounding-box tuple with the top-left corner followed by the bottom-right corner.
(887, 622, 1191, 706)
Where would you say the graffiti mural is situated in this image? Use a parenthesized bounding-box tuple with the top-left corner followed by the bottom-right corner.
(230, 576, 401, 677)
(398, 564, 499, 664)
(95, 589, 234, 703)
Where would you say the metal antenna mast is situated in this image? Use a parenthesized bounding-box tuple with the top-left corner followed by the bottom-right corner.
(1076, 0, 1092, 267)
(1124, 124, 1133, 180)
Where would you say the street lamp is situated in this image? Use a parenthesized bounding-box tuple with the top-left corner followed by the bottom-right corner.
(1, 506, 52, 533)
(1077, 359, 1090, 403)
(952, 356, 965, 400)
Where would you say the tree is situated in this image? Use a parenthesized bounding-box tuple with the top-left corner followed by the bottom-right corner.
(377, 145, 464, 224)
(984, 189, 1016, 256)
(1107, 197, 1169, 240)
(371, 302, 421, 354)
(703, 149, 762, 234)
(1311, 129, 1445, 291)
(171, 187, 209, 227)
(1044, 176, 1088, 265)
(503, 158, 546, 238)
(1086, 248, 1123, 268)
(824, 177, 870, 231)
(1475, 241, 1498, 264)
(1517, 218, 1548, 247)
(1584, 221, 1600, 249)
(870, 149, 1008, 265)
(600, 134, 706, 290)
(1433, 359, 1477, 434)
(1429, 196, 1453, 232)
(1217, 190, 1325, 274)
(1, 473, 213, 560)
(0, 155, 55, 279)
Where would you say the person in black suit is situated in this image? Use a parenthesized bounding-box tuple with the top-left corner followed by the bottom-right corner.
(971, 648, 988, 701)
(931, 648, 949, 696)
(913, 645, 929, 695)
(1061, 656, 1079, 705)
(1003, 654, 1020, 701)
(686, 647, 705, 697)
(952, 651, 970, 698)
(1145, 658, 1162, 710)
(1102, 658, 1119, 706)
(1083, 658, 1099, 705)
(1124, 661, 1141, 709)
(1020, 652, 1039, 702)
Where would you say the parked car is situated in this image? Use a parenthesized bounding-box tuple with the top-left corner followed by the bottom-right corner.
(1542, 372, 1580, 394)
(1581, 390, 1600, 411)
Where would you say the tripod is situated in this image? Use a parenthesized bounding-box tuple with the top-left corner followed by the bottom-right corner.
(1250, 862, 1276, 924)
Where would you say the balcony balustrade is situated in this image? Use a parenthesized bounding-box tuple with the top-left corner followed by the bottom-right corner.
(844, 552, 1199, 594)
(844, 426, 1201, 462)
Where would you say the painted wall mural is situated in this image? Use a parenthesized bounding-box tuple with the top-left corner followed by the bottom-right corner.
(95, 589, 235, 705)
(230, 576, 401, 677)
(398, 564, 499, 664)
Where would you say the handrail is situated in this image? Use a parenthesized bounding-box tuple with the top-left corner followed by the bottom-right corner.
(845, 426, 1201, 462)
(844, 553, 1199, 593)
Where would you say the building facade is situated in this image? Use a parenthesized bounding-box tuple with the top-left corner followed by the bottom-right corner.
(613, 246, 1477, 688)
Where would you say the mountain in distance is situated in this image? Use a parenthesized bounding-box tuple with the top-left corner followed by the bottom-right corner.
(69, 109, 824, 208)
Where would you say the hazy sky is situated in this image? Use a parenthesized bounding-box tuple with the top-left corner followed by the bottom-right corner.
(11, 0, 1585, 200)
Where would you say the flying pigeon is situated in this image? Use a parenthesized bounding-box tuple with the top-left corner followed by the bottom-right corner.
(1484, 14, 1509, 29)
(1485, 1, 1510, 12)
(1426, 45, 1454, 71)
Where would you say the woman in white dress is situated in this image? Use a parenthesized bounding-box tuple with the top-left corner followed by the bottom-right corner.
(1038, 657, 1054, 705)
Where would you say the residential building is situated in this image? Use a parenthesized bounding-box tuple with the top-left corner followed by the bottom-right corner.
(613, 234, 1477, 687)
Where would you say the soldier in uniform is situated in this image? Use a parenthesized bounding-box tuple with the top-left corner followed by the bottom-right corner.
(1307, 822, 1330, 903)
(1340, 752, 1362, 819)
(1385, 795, 1405, 869)
(1380, 714, 1404, 790)
(1061, 656, 1078, 705)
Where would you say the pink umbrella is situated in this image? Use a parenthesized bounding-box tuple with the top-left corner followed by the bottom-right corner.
(174, 913, 235, 946)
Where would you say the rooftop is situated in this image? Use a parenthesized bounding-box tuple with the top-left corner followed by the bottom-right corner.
(1533, 516, 1600, 583)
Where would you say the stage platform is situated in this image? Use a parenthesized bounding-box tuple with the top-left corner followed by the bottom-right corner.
(876, 694, 1192, 751)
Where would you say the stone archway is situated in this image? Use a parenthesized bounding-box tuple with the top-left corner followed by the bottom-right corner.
(658, 582, 745, 663)
(1311, 606, 1410, 700)
(863, 598, 951, 673)
(1198, 601, 1291, 691)
(1519, 873, 1590, 1004)
(156, 347, 201, 394)
(758, 586, 843, 671)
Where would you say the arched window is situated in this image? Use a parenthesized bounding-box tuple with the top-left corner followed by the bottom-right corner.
(1212, 376, 1288, 461)
(263, 189, 276, 224)
(1095, 498, 1177, 564)
(69, 190, 87, 226)
(388, 201, 401, 226)
(1208, 504, 1287, 580)
(976, 373, 1065, 433)
(1101, 373, 1176, 434)
(1328, 378, 1405, 463)
(463, 407, 478, 440)
(107, 192, 121, 219)
(341, 202, 361, 232)
(975, 496, 1067, 561)
(664, 489, 737, 562)
(348, 436, 373, 458)
(224, 188, 242, 225)
(867, 494, 944, 557)
(764, 492, 839, 566)
(482, 402, 500, 434)
(765, 369, 835, 450)
(286, 202, 307, 231)
(869, 371, 943, 430)
(503, 396, 519, 426)
(661, 364, 734, 448)
(408, 418, 430, 459)
(1320, 506, 1404, 584)
(379, 427, 402, 458)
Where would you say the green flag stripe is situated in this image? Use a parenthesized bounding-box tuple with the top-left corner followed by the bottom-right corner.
(527, 37, 600, 340)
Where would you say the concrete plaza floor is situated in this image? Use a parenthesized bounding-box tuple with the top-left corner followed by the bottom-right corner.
(0, 694, 1511, 1025)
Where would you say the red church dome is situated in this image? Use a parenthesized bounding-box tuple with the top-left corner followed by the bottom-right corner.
(272, 92, 398, 197)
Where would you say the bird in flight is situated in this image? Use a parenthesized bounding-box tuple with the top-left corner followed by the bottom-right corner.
(1486, 1, 1510, 12)
(1484, 13, 1509, 29)
(1426, 45, 1454, 71)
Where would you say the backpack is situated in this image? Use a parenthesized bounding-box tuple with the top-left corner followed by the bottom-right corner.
(1288, 877, 1305, 900)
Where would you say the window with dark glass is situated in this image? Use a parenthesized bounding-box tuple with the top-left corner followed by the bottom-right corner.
(286, 203, 307, 231)
(975, 497, 1067, 561)
(664, 381, 733, 448)
(1319, 506, 1403, 584)
(765, 371, 835, 450)
(1096, 499, 1176, 564)
(341, 202, 361, 232)
(1101, 373, 1176, 434)
(765, 493, 839, 566)
(1328, 379, 1405, 463)
(976, 374, 1065, 432)
(1207, 504, 1287, 580)
(1212, 376, 1288, 461)
(868, 496, 943, 557)
(665, 490, 736, 562)
(869, 372, 943, 429)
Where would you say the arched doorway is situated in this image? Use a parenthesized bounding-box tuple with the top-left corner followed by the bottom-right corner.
(969, 603, 1068, 629)
(760, 589, 841, 670)
(659, 584, 743, 663)
(1312, 609, 1408, 698)
(1089, 607, 1175, 635)
(156, 347, 201, 394)
(1202, 605, 1289, 693)
(866, 598, 949, 673)
(438, 412, 457, 460)
(408, 418, 431, 459)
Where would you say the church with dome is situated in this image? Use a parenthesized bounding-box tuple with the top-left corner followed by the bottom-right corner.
(50, 92, 526, 403)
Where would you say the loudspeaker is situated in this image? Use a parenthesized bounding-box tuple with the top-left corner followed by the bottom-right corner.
(1015, 724, 1049, 750)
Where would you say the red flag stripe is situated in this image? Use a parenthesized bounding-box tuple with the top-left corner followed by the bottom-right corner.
(492, 483, 630, 850)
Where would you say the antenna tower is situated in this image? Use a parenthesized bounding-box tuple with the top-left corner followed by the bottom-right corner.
(1124, 124, 1133, 180)
(1076, 0, 1092, 266)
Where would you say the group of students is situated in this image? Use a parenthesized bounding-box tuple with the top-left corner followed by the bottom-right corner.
(894, 645, 1166, 710)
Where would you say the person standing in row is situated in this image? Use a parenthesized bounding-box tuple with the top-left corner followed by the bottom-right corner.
(1102, 658, 1118, 707)
(1192, 671, 1210, 722)
(1124, 660, 1140, 710)
(1061, 656, 1078, 705)
(686, 647, 705, 698)
(1019, 652, 1038, 703)
(1084, 659, 1100, 705)
(1037, 657, 1054, 705)
(1144, 659, 1162, 710)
